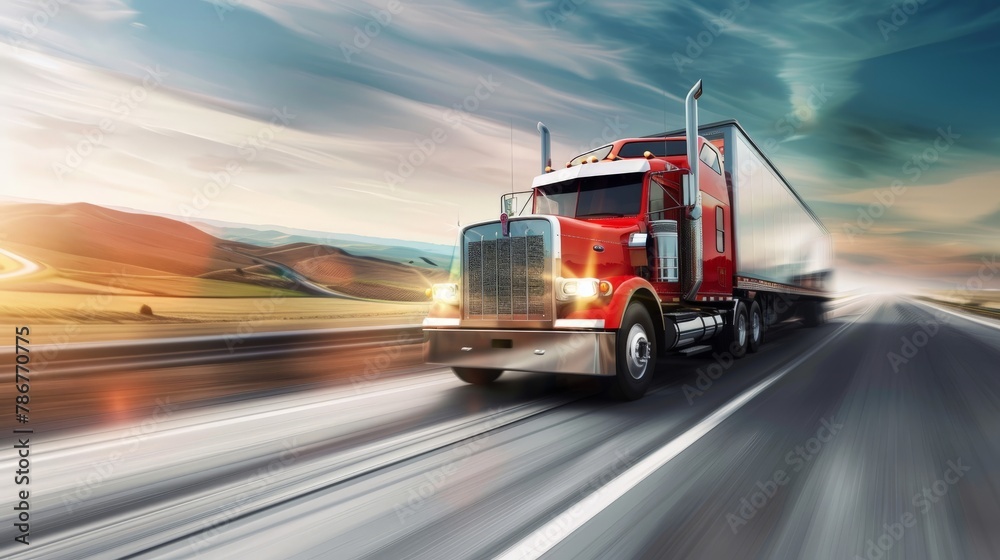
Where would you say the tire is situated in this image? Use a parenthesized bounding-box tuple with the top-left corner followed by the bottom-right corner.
(714, 300, 749, 359)
(748, 300, 763, 353)
(452, 367, 502, 385)
(610, 303, 657, 400)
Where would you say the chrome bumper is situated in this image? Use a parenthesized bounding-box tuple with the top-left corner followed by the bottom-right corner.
(425, 328, 617, 376)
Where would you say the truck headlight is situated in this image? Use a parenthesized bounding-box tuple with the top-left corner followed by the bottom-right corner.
(557, 277, 605, 301)
(431, 283, 460, 305)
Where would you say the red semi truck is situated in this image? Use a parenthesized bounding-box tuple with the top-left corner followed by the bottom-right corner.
(423, 81, 832, 399)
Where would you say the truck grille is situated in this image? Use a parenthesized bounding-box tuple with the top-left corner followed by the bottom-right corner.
(463, 219, 551, 320)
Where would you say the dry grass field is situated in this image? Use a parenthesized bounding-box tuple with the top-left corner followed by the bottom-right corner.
(0, 202, 450, 329)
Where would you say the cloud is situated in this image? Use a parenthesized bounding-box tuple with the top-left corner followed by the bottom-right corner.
(0, 0, 997, 289)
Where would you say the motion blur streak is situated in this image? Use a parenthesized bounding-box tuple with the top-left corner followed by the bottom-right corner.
(2, 295, 999, 559)
(496, 305, 867, 560)
(0, 247, 39, 280)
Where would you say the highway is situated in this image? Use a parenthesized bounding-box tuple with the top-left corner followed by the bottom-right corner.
(3, 295, 1000, 559)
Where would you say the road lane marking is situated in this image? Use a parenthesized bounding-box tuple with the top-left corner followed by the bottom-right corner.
(496, 303, 873, 560)
(911, 298, 1000, 332)
(10, 393, 593, 560)
(1, 372, 457, 465)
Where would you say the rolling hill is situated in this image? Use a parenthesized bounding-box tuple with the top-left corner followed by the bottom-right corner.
(0, 202, 449, 301)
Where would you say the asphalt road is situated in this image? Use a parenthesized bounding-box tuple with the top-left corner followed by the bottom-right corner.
(3, 295, 999, 559)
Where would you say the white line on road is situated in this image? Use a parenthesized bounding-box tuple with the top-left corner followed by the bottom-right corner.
(3, 372, 457, 465)
(911, 298, 1000, 332)
(0, 247, 39, 280)
(495, 303, 873, 560)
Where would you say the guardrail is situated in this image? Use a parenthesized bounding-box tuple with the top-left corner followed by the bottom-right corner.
(0, 324, 425, 377)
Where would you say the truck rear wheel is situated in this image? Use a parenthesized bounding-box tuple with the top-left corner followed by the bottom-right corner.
(610, 303, 656, 400)
(714, 300, 749, 358)
(452, 367, 502, 385)
(748, 300, 763, 353)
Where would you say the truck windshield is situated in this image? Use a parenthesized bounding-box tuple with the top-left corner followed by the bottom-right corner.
(535, 173, 644, 218)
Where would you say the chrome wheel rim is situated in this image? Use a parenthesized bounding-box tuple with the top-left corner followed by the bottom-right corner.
(737, 313, 748, 348)
(626, 323, 650, 380)
(751, 310, 761, 343)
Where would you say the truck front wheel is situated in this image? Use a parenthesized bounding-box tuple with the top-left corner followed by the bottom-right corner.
(611, 303, 657, 400)
(452, 367, 502, 385)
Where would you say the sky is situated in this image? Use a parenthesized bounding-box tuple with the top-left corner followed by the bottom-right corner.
(0, 0, 998, 291)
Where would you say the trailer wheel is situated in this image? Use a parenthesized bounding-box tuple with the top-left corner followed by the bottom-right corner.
(610, 303, 656, 400)
(715, 300, 749, 359)
(748, 300, 763, 353)
(452, 367, 502, 385)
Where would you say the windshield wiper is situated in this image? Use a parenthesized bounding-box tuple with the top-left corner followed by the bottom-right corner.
(577, 212, 627, 218)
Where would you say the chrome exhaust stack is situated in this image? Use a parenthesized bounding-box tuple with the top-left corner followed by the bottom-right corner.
(682, 80, 704, 302)
(537, 122, 551, 173)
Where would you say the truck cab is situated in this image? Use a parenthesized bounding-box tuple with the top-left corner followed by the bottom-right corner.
(424, 81, 831, 400)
